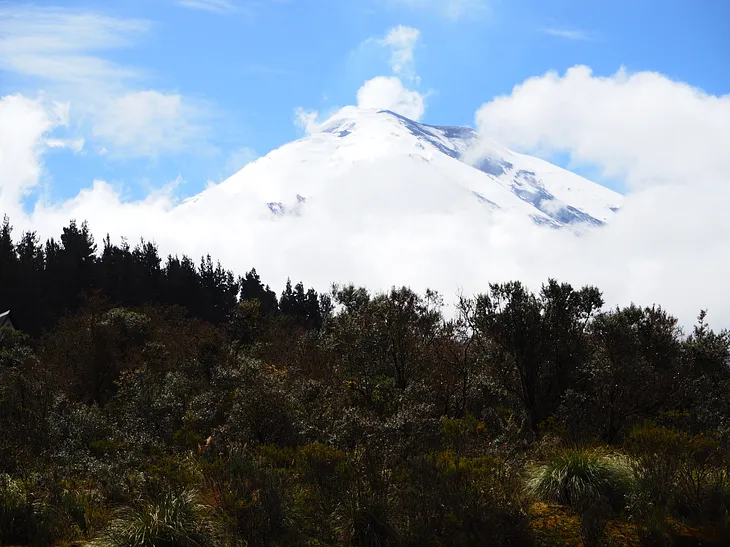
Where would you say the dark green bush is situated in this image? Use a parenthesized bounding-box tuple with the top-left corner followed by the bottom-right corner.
(394, 451, 533, 546)
(626, 422, 730, 534)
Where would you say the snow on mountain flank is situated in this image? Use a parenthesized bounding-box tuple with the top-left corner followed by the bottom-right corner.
(178, 107, 622, 232)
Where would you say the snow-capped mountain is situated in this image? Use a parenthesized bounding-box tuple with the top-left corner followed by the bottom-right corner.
(178, 107, 621, 230)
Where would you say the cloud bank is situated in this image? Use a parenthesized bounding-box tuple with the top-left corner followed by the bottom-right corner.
(2, 66, 729, 328)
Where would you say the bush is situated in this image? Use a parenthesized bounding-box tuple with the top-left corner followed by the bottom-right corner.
(527, 448, 634, 546)
(626, 422, 730, 533)
(93, 489, 220, 547)
(527, 447, 633, 510)
(202, 446, 292, 545)
(339, 499, 397, 547)
(0, 473, 33, 544)
(395, 451, 533, 546)
(0, 473, 64, 547)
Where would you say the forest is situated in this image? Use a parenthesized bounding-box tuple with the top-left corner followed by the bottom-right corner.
(0, 216, 729, 546)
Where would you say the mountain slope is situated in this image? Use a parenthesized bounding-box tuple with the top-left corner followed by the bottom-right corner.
(177, 107, 622, 230)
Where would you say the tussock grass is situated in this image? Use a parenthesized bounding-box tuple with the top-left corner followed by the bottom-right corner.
(526, 447, 634, 510)
(93, 489, 220, 547)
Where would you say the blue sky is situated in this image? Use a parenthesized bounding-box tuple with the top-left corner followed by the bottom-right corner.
(1, 0, 729, 203)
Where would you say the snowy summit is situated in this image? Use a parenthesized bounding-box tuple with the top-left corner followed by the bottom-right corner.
(178, 107, 622, 231)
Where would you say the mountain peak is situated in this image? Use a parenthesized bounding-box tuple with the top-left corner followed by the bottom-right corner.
(313, 106, 478, 143)
(178, 106, 621, 231)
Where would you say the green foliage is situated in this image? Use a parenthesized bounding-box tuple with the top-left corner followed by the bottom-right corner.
(93, 490, 220, 547)
(394, 451, 532, 546)
(465, 279, 603, 436)
(526, 447, 634, 511)
(625, 423, 687, 509)
(342, 500, 396, 547)
(2, 220, 730, 546)
(626, 422, 730, 528)
(0, 473, 35, 544)
(0, 473, 94, 547)
(563, 304, 687, 444)
(527, 448, 635, 546)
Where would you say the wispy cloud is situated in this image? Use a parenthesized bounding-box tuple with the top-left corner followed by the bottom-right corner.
(176, 0, 238, 14)
(0, 6, 210, 158)
(541, 27, 595, 41)
(380, 25, 420, 82)
(91, 91, 208, 158)
(46, 137, 85, 153)
(387, 0, 491, 20)
(0, 7, 147, 89)
(293, 107, 321, 135)
(354, 26, 427, 120)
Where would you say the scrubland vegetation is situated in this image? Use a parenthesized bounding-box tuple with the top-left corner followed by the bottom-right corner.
(1, 218, 729, 546)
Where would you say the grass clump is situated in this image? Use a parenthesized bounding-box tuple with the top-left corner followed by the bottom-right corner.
(527, 447, 634, 546)
(526, 447, 633, 510)
(527, 448, 633, 546)
(93, 489, 220, 547)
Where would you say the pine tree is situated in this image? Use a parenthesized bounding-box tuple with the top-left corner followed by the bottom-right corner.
(280, 278, 295, 316)
(58, 220, 98, 312)
(240, 268, 278, 315)
(13, 231, 45, 334)
(0, 217, 17, 316)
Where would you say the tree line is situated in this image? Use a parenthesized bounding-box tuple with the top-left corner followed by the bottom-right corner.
(0, 216, 327, 336)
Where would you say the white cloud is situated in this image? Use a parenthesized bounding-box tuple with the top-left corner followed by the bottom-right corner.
(0, 6, 208, 158)
(176, 0, 238, 13)
(0, 7, 146, 90)
(0, 95, 56, 217)
(45, 137, 85, 153)
(91, 91, 205, 158)
(294, 107, 322, 135)
(4, 65, 730, 329)
(293, 25, 427, 130)
(351, 26, 427, 121)
(357, 76, 426, 120)
(475, 65, 730, 190)
(541, 27, 594, 41)
(380, 25, 420, 81)
(470, 65, 730, 326)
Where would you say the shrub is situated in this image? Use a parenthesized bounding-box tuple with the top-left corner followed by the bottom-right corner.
(0, 473, 62, 547)
(624, 423, 685, 510)
(626, 422, 730, 529)
(527, 448, 633, 546)
(335, 497, 397, 547)
(93, 489, 220, 547)
(526, 447, 634, 511)
(394, 451, 533, 546)
(202, 446, 292, 545)
(0, 473, 33, 544)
